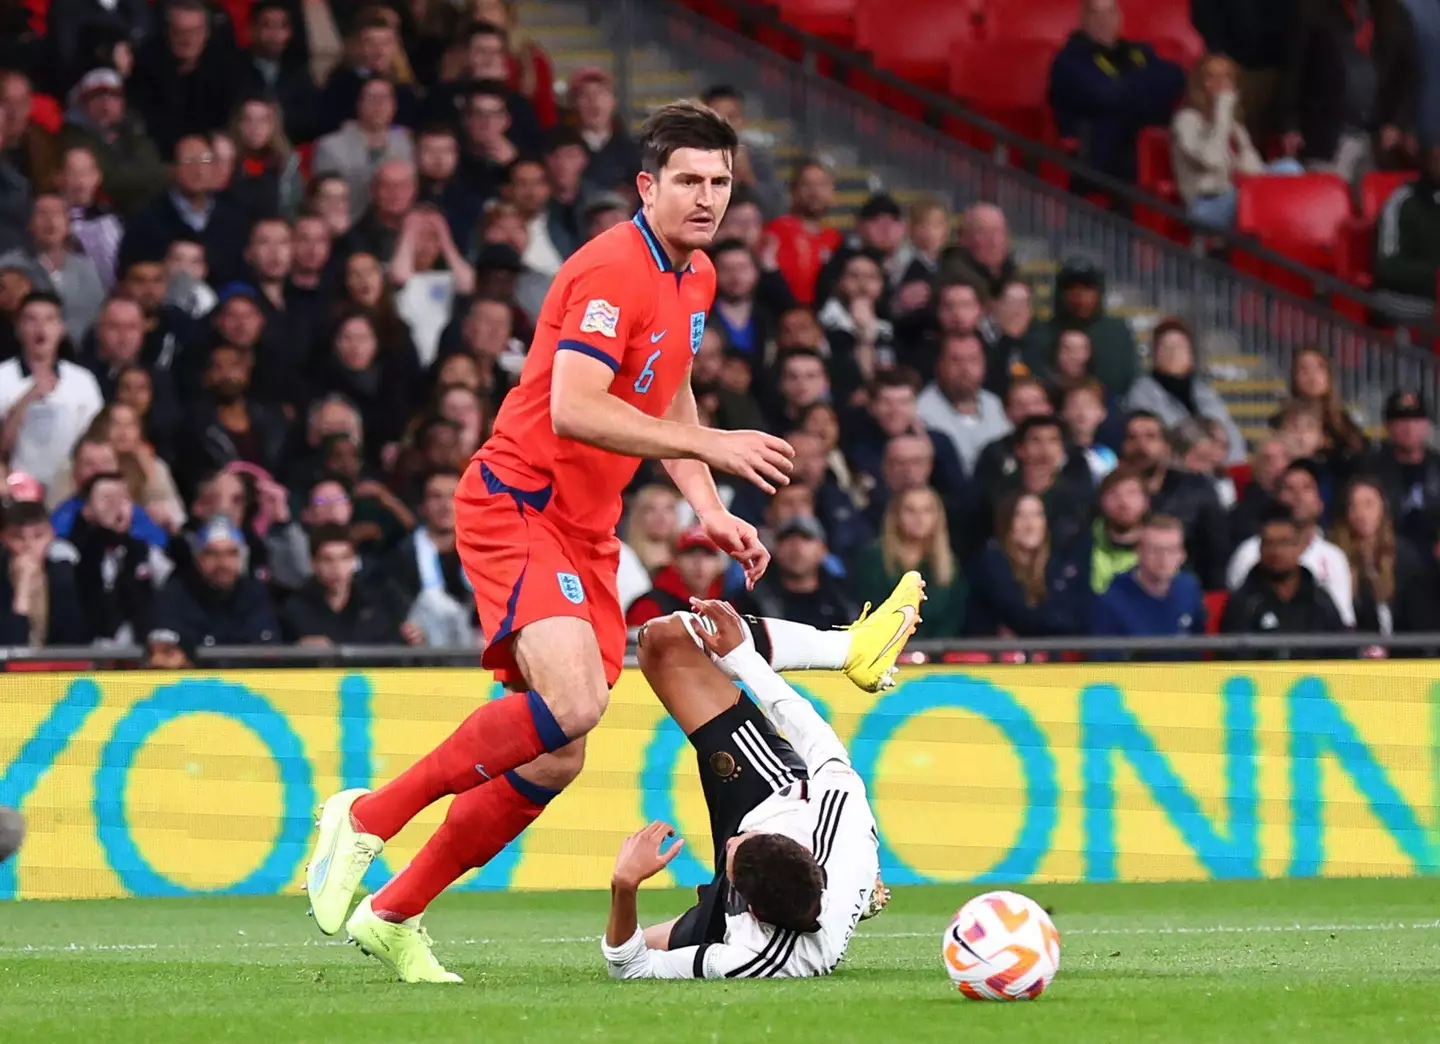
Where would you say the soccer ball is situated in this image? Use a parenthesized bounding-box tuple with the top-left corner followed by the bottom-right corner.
(0, 806, 24, 865)
(941, 890, 1060, 1001)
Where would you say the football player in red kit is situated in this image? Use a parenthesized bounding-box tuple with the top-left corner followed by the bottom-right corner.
(302, 101, 796, 982)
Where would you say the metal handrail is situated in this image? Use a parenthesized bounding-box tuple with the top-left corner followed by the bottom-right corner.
(649, 0, 1440, 343)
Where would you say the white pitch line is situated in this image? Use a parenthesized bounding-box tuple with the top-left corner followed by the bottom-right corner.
(3, 922, 1440, 956)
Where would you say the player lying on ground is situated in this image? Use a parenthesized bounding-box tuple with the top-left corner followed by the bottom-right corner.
(601, 586, 923, 979)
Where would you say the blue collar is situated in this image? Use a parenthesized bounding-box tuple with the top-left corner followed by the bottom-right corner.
(631, 210, 693, 274)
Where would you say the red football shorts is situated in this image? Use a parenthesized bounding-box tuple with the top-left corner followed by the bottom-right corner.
(456, 460, 626, 689)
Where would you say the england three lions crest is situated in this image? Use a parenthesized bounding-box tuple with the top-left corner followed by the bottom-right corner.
(689, 312, 706, 355)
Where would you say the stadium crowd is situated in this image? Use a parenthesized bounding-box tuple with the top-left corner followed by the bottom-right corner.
(0, 0, 1436, 665)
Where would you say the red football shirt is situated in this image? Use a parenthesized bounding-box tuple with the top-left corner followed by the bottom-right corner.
(478, 214, 717, 538)
(763, 214, 843, 306)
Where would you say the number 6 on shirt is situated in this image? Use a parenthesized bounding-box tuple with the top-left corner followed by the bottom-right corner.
(633, 349, 661, 395)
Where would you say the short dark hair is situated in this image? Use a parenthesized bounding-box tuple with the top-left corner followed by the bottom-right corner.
(871, 366, 923, 395)
(3, 501, 49, 529)
(167, 0, 208, 17)
(545, 125, 586, 153)
(355, 7, 395, 33)
(308, 522, 353, 556)
(1099, 464, 1146, 498)
(18, 290, 62, 314)
(789, 158, 828, 189)
(80, 471, 126, 503)
(1152, 316, 1193, 346)
(700, 84, 742, 106)
(708, 237, 750, 261)
(1283, 458, 1323, 485)
(466, 19, 507, 45)
(1125, 409, 1164, 432)
(1015, 414, 1064, 444)
(422, 466, 462, 492)
(1261, 502, 1299, 528)
(936, 278, 983, 305)
(731, 833, 824, 934)
(251, 0, 290, 21)
(637, 100, 737, 175)
(777, 347, 826, 371)
(840, 248, 885, 275)
(416, 121, 458, 143)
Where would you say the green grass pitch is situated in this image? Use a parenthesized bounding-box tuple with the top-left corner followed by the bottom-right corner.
(2, 878, 1439, 1043)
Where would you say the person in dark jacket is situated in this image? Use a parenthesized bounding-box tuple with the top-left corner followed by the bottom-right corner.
(967, 491, 1089, 637)
(69, 471, 164, 642)
(1047, 0, 1186, 183)
(242, 1, 321, 145)
(176, 343, 289, 500)
(731, 516, 859, 631)
(1123, 410, 1231, 590)
(845, 367, 968, 501)
(1230, 434, 1293, 547)
(1219, 508, 1349, 655)
(1373, 146, 1440, 321)
(149, 514, 279, 653)
(58, 68, 167, 219)
(625, 526, 729, 626)
(0, 500, 88, 646)
(980, 415, 1095, 554)
(1090, 514, 1206, 656)
(280, 523, 413, 645)
(1034, 257, 1140, 398)
(124, 0, 241, 160)
(1356, 390, 1440, 548)
(314, 10, 419, 137)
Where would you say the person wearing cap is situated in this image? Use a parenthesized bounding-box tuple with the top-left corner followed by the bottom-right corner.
(1358, 390, 1440, 548)
(58, 68, 165, 218)
(1035, 256, 1140, 397)
(0, 194, 106, 343)
(568, 65, 642, 197)
(625, 525, 730, 626)
(70, 470, 170, 642)
(732, 515, 860, 631)
(150, 512, 279, 654)
(814, 191, 907, 308)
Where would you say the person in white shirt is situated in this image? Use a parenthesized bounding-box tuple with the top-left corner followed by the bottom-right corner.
(1227, 459, 1354, 626)
(0, 292, 104, 488)
(602, 595, 913, 981)
(916, 332, 1010, 477)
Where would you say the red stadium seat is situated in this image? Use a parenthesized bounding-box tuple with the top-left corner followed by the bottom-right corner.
(855, 0, 979, 89)
(29, 93, 61, 133)
(1150, 32, 1205, 69)
(776, 0, 858, 44)
(948, 38, 1056, 145)
(1235, 174, 1351, 285)
(1129, 2, 1205, 67)
(1136, 126, 1176, 200)
(1359, 170, 1415, 222)
(985, 0, 1078, 42)
(1337, 171, 1417, 290)
(1203, 591, 1228, 634)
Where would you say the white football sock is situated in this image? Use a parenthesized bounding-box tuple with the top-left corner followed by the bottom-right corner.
(747, 617, 852, 672)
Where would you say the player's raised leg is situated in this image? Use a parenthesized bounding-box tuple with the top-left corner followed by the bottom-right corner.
(739, 570, 926, 690)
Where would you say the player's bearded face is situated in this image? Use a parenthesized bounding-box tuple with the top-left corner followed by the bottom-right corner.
(644, 147, 733, 251)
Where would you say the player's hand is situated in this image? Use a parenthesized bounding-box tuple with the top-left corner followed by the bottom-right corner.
(699, 509, 769, 588)
(612, 821, 686, 891)
(701, 429, 794, 495)
(687, 598, 748, 658)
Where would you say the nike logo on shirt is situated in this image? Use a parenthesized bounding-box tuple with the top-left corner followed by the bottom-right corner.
(651, 330, 667, 343)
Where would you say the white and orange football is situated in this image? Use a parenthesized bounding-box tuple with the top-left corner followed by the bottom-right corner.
(941, 890, 1061, 1001)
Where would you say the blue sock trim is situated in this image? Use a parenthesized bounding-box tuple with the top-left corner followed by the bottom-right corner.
(525, 689, 569, 752)
(504, 769, 561, 806)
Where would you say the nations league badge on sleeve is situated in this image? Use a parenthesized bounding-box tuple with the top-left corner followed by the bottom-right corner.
(580, 299, 621, 339)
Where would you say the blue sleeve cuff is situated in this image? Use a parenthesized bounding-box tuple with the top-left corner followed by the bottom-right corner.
(558, 339, 620, 373)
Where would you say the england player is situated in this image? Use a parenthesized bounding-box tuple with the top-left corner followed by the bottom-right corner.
(601, 587, 920, 980)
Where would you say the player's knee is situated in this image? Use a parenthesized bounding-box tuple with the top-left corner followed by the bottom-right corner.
(552, 683, 608, 737)
(636, 614, 697, 675)
(520, 740, 587, 790)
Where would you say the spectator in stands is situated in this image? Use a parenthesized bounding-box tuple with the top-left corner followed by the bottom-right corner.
(1270, 399, 1339, 513)
(474, 211, 547, 321)
(176, 342, 287, 495)
(786, 429, 870, 560)
(161, 235, 217, 321)
(0, 291, 103, 488)
(1227, 459, 1354, 623)
(1373, 144, 1440, 320)
(308, 172, 354, 240)
(243, 2, 320, 145)
(1219, 507, 1348, 648)
(916, 332, 1009, 479)
(1048, 0, 1185, 183)
(1231, 434, 1293, 546)
(708, 238, 775, 364)
(1126, 318, 1246, 463)
(391, 207, 476, 368)
(1332, 476, 1429, 634)
(1090, 513, 1206, 648)
(0, 194, 105, 342)
(849, 486, 966, 639)
(733, 515, 859, 630)
(506, 156, 564, 278)
(817, 250, 894, 403)
(46, 0, 149, 90)
(346, 161, 420, 267)
(50, 430, 167, 546)
(971, 376, 1093, 500)
(412, 124, 476, 257)
(847, 367, 967, 499)
(818, 193, 907, 305)
(0, 113, 25, 257)
(1061, 380, 1120, 482)
(1171, 55, 1272, 230)
(81, 294, 146, 398)
(1042, 327, 1123, 430)
(316, 8, 418, 138)
(472, 0, 558, 130)
(58, 68, 164, 219)
(763, 159, 841, 307)
(766, 347, 830, 433)
(1359, 389, 1440, 547)
(584, 192, 628, 240)
(968, 492, 1088, 637)
(622, 483, 680, 578)
(1086, 465, 1148, 594)
(0, 500, 87, 647)
(0, 71, 57, 193)
(104, 401, 184, 533)
(701, 85, 782, 219)
(1191, 0, 1297, 144)
(1276, 0, 1413, 180)
(120, 135, 250, 288)
(980, 281, 1048, 399)
(229, 96, 304, 221)
(938, 204, 1016, 302)
(57, 145, 122, 290)
(382, 466, 475, 646)
(889, 198, 949, 319)
(1283, 347, 1369, 464)
(150, 514, 279, 652)
(316, 77, 415, 223)
(568, 67, 639, 196)
(69, 470, 166, 642)
(127, 0, 240, 160)
(542, 125, 589, 259)
(1179, 418, 1239, 509)
(1038, 258, 1139, 397)
(428, 22, 542, 156)
(625, 525, 729, 627)
(282, 523, 414, 646)
(1122, 410, 1230, 589)
(0, 257, 28, 356)
(986, 414, 1094, 552)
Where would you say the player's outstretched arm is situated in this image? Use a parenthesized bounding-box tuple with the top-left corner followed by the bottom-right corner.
(551, 351, 795, 493)
(688, 600, 853, 776)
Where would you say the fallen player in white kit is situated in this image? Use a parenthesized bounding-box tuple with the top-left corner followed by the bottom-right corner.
(602, 593, 919, 979)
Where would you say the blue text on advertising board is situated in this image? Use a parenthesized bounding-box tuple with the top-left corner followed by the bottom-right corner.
(1, 665, 1436, 900)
